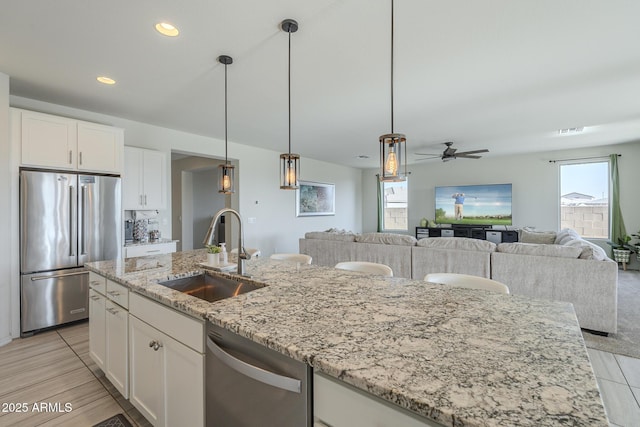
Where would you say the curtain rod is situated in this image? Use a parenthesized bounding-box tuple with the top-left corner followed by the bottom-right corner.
(548, 154, 621, 163)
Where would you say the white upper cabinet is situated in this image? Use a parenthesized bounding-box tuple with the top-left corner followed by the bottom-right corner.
(21, 110, 77, 170)
(123, 146, 166, 210)
(77, 122, 123, 173)
(18, 109, 123, 174)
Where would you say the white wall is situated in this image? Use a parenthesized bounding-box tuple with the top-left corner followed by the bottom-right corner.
(363, 142, 640, 246)
(0, 73, 11, 345)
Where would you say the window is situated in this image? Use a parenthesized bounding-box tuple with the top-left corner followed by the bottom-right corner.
(381, 180, 408, 231)
(560, 161, 609, 239)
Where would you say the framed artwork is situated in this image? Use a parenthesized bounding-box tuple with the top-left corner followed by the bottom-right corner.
(296, 181, 335, 216)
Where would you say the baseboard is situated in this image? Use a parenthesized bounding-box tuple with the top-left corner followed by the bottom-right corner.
(582, 328, 609, 337)
(0, 334, 13, 348)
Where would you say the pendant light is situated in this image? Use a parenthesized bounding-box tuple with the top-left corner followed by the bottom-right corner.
(379, 0, 407, 182)
(217, 55, 235, 194)
(279, 19, 300, 190)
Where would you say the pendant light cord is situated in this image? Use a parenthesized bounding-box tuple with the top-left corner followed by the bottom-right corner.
(224, 62, 228, 164)
(391, 0, 395, 134)
(288, 28, 292, 155)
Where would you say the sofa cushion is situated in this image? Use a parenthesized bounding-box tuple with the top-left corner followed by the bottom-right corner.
(355, 232, 417, 246)
(416, 237, 496, 252)
(304, 229, 357, 242)
(554, 228, 581, 245)
(563, 239, 608, 261)
(520, 230, 557, 244)
(497, 242, 582, 259)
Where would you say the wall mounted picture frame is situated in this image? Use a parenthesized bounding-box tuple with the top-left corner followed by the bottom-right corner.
(296, 181, 335, 216)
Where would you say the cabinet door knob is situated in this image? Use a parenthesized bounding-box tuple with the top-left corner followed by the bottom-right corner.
(90, 295, 100, 301)
(148, 340, 163, 351)
(107, 290, 121, 296)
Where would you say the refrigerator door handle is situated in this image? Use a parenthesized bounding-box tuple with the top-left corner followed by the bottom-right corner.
(69, 185, 76, 257)
(80, 186, 87, 255)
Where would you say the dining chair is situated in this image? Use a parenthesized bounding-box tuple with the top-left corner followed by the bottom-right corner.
(270, 253, 312, 265)
(334, 261, 393, 277)
(424, 273, 510, 294)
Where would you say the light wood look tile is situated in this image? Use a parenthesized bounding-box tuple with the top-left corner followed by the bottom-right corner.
(596, 378, 640, 427)
(616, 354, 640, 388)
(632, 386, 640, 406)
(587, 348, 627, 383)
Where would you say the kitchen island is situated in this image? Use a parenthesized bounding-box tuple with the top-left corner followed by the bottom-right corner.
(86, 249, 608, 427)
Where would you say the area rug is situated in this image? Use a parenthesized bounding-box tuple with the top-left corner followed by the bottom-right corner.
(92, 413, 133, 427)
(582, 269, 640, 358)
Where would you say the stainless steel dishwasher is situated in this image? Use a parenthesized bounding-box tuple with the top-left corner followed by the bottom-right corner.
(206, 322, 312, 427)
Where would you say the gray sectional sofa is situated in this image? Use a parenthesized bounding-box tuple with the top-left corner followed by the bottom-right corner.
(299, 229, 618, 334)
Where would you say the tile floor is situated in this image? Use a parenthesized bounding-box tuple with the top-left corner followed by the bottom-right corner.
(588, 348, 640, 427)
(1, 321, 639, 426)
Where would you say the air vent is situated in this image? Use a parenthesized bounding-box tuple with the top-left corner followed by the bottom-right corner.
(558, 127, 585, 135)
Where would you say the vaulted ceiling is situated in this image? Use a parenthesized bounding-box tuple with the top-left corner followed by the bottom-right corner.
(2, 0, 640, 168)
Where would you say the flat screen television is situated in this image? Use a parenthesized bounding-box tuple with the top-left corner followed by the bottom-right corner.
(435, 183, 512, 226)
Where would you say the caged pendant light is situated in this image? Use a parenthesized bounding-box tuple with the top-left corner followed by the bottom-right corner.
(379, 0, 407, 182)
(279, 19, 300, 190)
(217, 55, 235, 194)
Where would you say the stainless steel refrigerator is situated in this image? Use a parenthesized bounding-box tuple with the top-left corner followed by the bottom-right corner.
(20, 169, 121, 335)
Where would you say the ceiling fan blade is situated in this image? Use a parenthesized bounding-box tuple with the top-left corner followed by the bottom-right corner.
(455, 154, 482, 159)
(414, 153, 441, 156)
(415, 157, 439, 161)
(456, 149, 489, 155)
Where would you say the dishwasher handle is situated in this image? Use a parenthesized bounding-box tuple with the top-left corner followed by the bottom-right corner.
(207, 335, 301, 394)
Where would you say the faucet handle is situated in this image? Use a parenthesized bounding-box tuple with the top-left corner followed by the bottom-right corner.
(239, 247, 251, 260)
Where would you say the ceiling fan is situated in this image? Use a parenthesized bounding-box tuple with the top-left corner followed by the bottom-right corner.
(415, 142, 489, 162)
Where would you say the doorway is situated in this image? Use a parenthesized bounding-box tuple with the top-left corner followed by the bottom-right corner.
(171, 153, 238, 251)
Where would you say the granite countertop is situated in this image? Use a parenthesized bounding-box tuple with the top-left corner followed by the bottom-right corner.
(86, 249, 608, 427)
(124, 238, 178, 247)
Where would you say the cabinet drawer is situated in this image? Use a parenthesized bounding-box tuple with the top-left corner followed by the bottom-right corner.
(129, 293, 204, 353)
(125, 242, 176, 258)
(107, 280, 129, 309)
(89, 271, 106, 295)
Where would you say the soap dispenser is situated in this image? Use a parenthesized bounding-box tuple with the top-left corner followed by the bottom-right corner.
(220, 243, 228, 265)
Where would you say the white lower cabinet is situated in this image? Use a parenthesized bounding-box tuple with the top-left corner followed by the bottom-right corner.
(88, 288, 106, 370)
(124, 241, 176, 258)
(105, 300, 128, 397)
(129, 293, 204, 427)
(314, 372, 444, 427)
(89, 273, 129, 398)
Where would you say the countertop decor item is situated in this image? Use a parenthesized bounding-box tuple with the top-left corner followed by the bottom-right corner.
(279, 18, 300, 190)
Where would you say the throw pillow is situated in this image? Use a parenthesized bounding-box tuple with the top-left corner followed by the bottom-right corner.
(520, 230, 557, 245)
(416, 237, 497, 252)
(497, 242, 582, 259)
(564, 239, 608, 261)
(554, 228, 580, 245)
(355, 232, 417, 246)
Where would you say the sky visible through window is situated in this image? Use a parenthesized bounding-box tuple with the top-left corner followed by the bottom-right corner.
(561, 162, 608, 200)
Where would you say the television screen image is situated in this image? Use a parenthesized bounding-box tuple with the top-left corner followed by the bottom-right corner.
(435, 183, 512, 226)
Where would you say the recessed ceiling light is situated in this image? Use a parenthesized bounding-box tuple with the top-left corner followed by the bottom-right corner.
(356, 155, 370, 159)
(155, 22, 179, 37)
(96, 76, 116, 85)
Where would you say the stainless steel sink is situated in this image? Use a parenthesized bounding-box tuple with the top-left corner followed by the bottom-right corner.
(157, 273, 264, 303)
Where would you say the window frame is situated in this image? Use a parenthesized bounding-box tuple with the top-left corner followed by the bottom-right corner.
(380, 179, 409, 232)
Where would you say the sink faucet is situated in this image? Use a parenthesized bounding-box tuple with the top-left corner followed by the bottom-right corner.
(203, 208, 250, 276)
